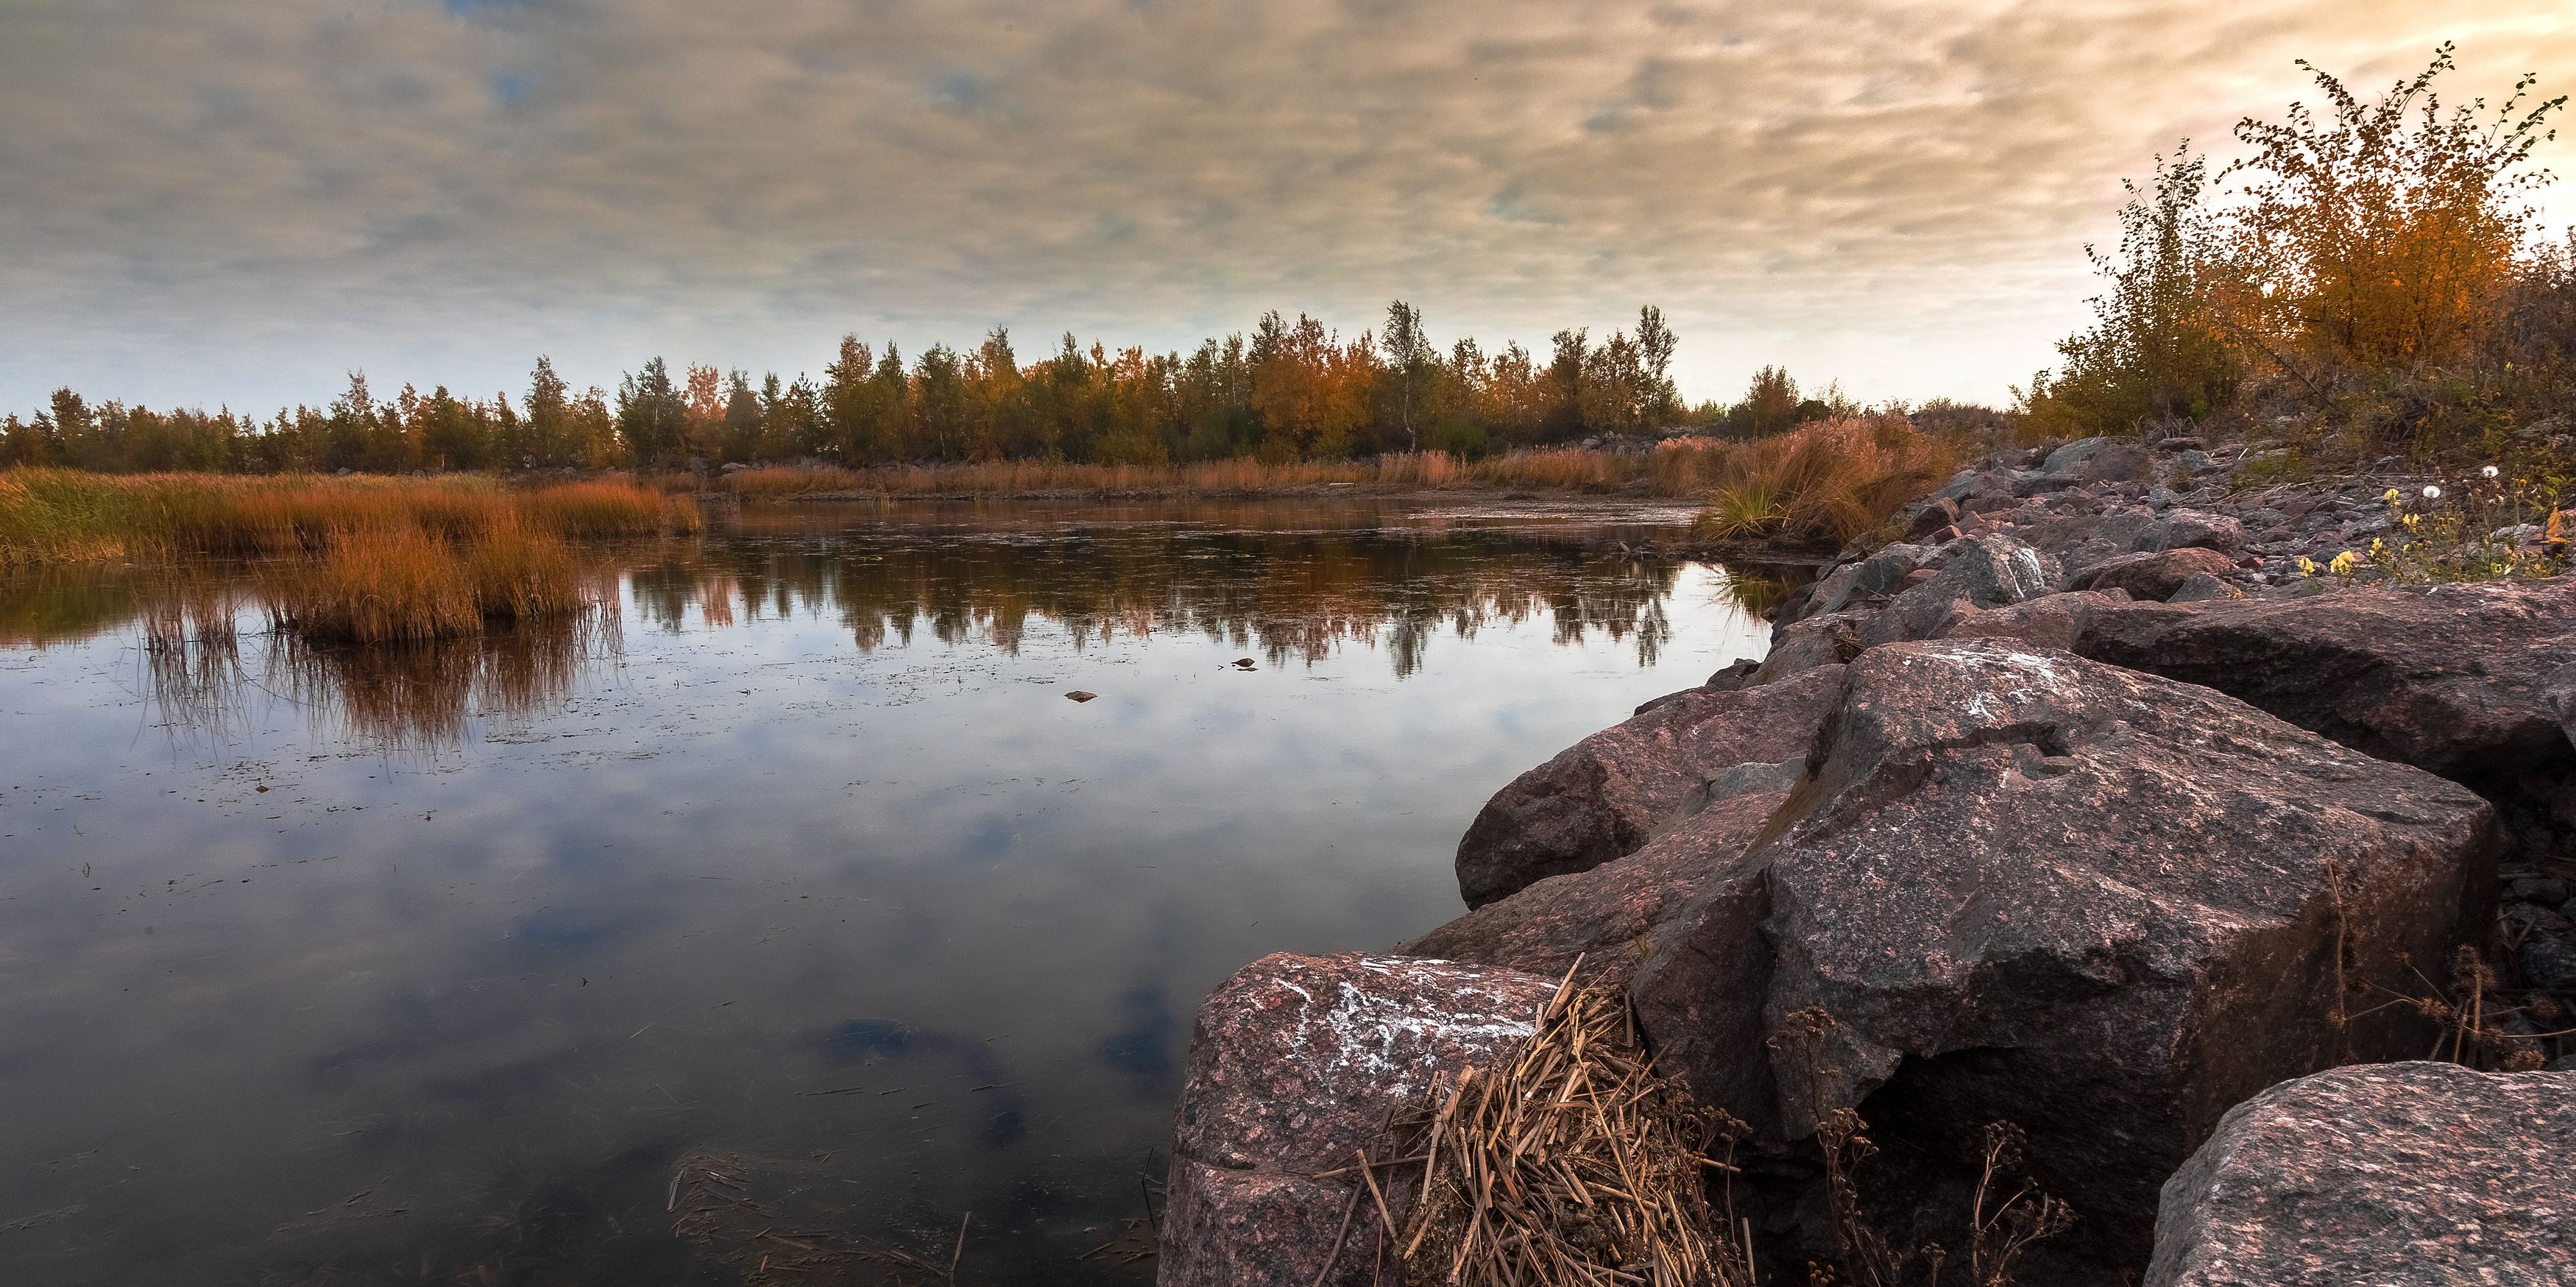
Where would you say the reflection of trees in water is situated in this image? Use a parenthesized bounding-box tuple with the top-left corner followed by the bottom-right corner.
(267, 616, 618, 751)
(629, 529, 1686, 676)
(4, 516, 1757, 745)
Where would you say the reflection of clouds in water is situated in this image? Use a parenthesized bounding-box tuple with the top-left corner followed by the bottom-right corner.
(1095, 984, 1177, 1097)
(0, 501, 1777, 1283)
(807, 1018, 1030, 1149)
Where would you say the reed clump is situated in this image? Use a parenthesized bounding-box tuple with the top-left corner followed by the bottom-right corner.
(703, 447, 1705, 500)
(0, 469, 698, 567)
(268, 523, 590, 645)
(1695, 417, 1961, 547)
(1343, 971, 1754, 1287)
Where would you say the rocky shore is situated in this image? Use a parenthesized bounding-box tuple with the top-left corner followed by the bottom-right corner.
(1157, 437, 2576, 1286)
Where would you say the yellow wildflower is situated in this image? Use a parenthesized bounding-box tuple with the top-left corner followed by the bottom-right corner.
(2296, 556, 2318, 576)
(2329, 551, 2358, 575)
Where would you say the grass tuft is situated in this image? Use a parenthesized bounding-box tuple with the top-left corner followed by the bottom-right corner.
(0, 470, 696, 568)
(1695, 416, 1961, 547)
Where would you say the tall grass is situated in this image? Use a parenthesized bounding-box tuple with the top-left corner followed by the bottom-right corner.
(700, 447, 1716, 500)
(0, 470, 698, 568)
(266, 523, 592, 645)
(0, 471, 690, 646)
(1694, 416, 1960, 546)
(696, 436, 1939, 528)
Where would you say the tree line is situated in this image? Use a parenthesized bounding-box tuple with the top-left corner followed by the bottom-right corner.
(0, 304, 1869, 475)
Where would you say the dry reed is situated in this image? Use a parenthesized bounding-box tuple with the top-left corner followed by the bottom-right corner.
(1696, 417, 1961, 547)
(266, 523, 592, 645)
(1345, 966, 1754, 1287)
(703, 425, 1956, 551)
(703, 447, 1724, 500)
(0, 469, 698, 567)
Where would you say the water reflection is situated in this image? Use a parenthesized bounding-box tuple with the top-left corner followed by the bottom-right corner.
(627, 527, 1682, 676)
(0, 498, 1780, 1286)
(3, 500, 1741, 752)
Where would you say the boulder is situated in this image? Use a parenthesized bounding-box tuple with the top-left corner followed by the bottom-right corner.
(2145, 508, 2246, 553)
(1453, 664, 1845, 907)
(1159, 953, 1559, 1287)
(1752, 611, 1869, 684)
(1423, 640, 2496, 1280)
(1939, 589, 2129, 651)
(2165, 572, 2243, 603)
(2148, 1063, 2576, 1287)
(1905, 496, 1961, 540)
(1400, 761, 1797, 993)
(1705, 657, 1763, 691)
(2071, 547, 2240, 600)
(2017, 505, 2159, 578)
(2071, 580, 2576, 784)
(2042, 436, 2154, 482)
(1861, 533, 2062, 645)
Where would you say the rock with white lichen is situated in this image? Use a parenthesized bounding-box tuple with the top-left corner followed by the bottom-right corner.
(1156, 952, 1558, 1287)
(2148, 1062, 2576, 1286)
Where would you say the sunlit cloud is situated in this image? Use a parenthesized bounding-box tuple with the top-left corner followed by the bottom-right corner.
(4, 0, 2572, 411)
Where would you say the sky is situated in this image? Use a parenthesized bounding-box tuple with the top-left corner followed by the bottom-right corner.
(5, 0, 2575, 416)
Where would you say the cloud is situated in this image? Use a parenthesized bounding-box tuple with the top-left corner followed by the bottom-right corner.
(3, 0, 2572, 411)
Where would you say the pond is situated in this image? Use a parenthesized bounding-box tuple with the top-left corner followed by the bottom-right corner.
(0, 497, 1779, 1286)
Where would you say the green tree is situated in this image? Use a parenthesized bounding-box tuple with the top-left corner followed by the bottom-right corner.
(525, 356, 573, 467)
(1379, 300, 1436, 452)
(618, 358, 688, 467)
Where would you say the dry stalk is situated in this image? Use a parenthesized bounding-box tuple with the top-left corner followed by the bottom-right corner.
(1359, 966, 1755, 1286)
(2352, 945, 2550, 1071)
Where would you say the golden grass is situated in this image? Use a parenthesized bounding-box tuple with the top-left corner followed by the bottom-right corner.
(702, 447, 1717, 500)
(266, 525, 594, 645)
(1694, 416, 1961, 547)
(701, 431, 1953, 540)
(0, 470, 684, 647)
(0, 469, 698, 568)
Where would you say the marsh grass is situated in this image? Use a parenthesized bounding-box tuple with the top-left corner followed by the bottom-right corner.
(703, 445, 1748, 500)
(1, 471, 688, 646)
(1695, 417, 1961, 547)
(0, 469, 698, 567)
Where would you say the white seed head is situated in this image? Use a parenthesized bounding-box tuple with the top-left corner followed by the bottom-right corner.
(2422, 485, 2443, 500)
(2483, 465, 2501, 479)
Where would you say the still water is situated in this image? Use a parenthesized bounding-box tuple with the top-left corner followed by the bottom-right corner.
(0, 499, 1773, 1286)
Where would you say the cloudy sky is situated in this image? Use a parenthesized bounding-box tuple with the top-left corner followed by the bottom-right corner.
(5, 1, 2573, 415)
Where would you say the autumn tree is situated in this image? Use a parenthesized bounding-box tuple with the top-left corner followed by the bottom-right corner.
(2229, 45, 2562, 383)
(1739, 366, 1800, 436)
(2020, 149, 2240, 434)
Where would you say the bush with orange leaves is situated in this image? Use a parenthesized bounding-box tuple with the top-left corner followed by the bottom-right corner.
(2022, 44, 2568, 458)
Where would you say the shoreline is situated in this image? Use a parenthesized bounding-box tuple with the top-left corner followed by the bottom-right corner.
(1158, 433, 2576, 1286)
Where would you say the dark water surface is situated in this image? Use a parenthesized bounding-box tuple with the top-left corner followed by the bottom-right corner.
(0, 499, 1773, 1286)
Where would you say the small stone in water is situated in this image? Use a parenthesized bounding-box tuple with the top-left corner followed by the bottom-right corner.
(1065, 690, 1097, 703)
